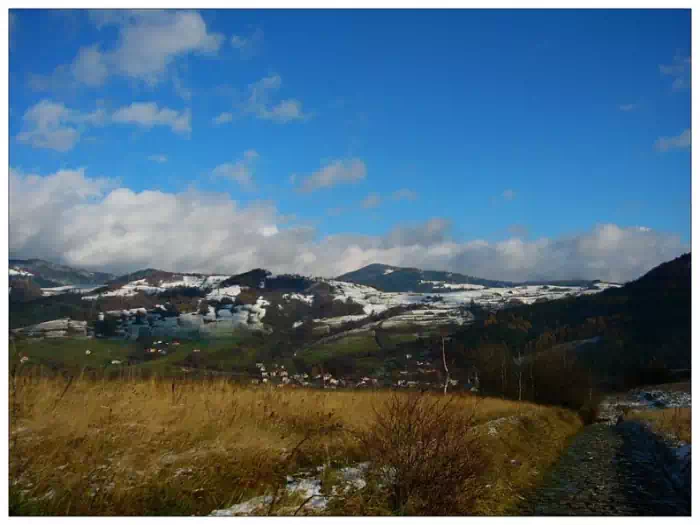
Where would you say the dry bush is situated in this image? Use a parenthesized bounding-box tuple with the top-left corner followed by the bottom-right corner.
(359, 392, 487, 515)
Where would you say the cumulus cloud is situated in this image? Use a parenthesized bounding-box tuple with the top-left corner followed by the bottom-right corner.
(32, 10, 223, 90)
(148, 154, 168, 163)
(70, 46, 110, 87)
(230, 28, 264, 59)
(9, 168, 688, 282)
(654, 129, 691, 152)
(659, 54, 691, 91)
(16, 99, 106, 151)
(112, 102, 191, 135)
(502, 189, 516, 201)
(392, 188, 418, 201)
(212, 150, 259, 190)
(213, 112, 233, 125)
(243, 74, 309, 123)
(361, 193, 382, 209)
(296, 158, 367, 193)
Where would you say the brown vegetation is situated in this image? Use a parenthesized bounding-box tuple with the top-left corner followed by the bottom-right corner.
(9, 376, 582, 516)
(627, 407, 691, 444)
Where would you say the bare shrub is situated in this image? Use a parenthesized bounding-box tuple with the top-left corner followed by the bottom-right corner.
(359, 392, 486, 515)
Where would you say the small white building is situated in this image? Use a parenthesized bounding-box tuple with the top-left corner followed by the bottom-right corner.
(111, 360, 122, 365)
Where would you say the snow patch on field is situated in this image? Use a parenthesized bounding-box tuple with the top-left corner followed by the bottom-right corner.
(210, 462, 370, 516)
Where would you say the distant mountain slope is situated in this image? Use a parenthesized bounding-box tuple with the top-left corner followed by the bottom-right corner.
(336, 263, 513, 292)
(451, 252, 691, 396)
(9, 258, 116, 286)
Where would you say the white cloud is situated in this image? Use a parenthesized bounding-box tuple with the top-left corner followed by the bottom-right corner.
(71, 46, 110, 87)
(33, 10, 224, 90)
(296, 158, 367, 193)
(16, 99, 106, 152)
(172, 74, 192, 101)
(262, 99, 306, 123)
(659, 54, 691, 91)
(213, 112, 233, 125)
(243, 74, 309, 123)
(392, 188, 418, 201)
(212, 150, 259, 190)
(112, 102, 191, 135)
(230, 28, 264, 59)
(9, 167, 688, 282)
(361, 192, 382, 209)
(502, 189, 516, 201)
(654, 129, 691, 152)
(619, 103, 638, 112)
(148, 154, 168, 163)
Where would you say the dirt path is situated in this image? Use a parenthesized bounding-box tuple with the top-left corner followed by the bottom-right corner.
(518, 420, 690, 516)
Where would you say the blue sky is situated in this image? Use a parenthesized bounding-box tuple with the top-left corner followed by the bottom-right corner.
(7, 9, 691, 281)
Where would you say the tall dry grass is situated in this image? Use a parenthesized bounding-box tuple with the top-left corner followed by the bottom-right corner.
(9, 375, 582, 516)
(627, 407, 692, 444)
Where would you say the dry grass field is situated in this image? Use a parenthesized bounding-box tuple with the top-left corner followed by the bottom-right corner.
(627, 407, 691, 444)
(9, 374, 582, 516)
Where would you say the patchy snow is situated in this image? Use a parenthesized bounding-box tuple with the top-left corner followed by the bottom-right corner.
(210, 462, 370, 516)
(83, 279, 162, 300)
(206, 285, 242, 300)
(283, 293, 315, 306)
(41, 285, 103, 297)
(383, 268, 395, 275)
(418, 280, 483, 290)
(293, 321, 304, 329)
(9, 268, 34, 277)
(12, 318, 88, 336)
(314, 314, 369, 327)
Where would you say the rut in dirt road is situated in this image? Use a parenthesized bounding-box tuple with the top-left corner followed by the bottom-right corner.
(519, 421, 690, 516)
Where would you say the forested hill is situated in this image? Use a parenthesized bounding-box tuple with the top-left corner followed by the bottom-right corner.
(449, 253, 690, 404)
(337, 263, 514, 292)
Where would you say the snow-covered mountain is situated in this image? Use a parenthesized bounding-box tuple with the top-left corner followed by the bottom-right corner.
(336, 263, 605, 293)
(49, 264, 620, 340)
(9, 258, 116, 287)
(8, 258, 622, 337)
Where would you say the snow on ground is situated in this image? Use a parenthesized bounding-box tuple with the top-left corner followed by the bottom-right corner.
(419, 280, 484, 290)
(313, 314, 370, 327)
(206, 285, 242, 300)
(283, 293, 315, 306)
(159, 274, 230, 289)
(83, 279, 162, 299)
(12, 318, 88, 336)
(597, 388, 691, 425)
(210, 462, 370, 516)
(383, 268, 395, 275)
(84, 275, 235, 301)
(9, 268, 34, 277)
(41, 285, 103, 297)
